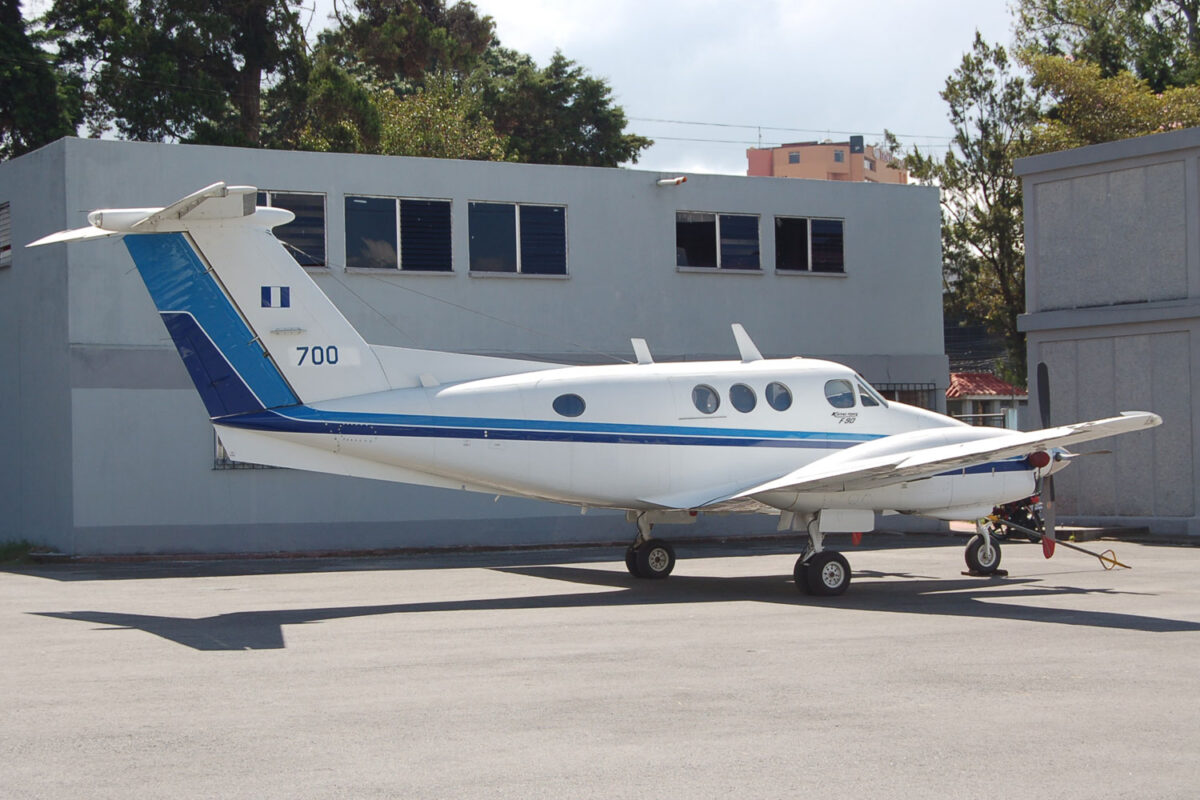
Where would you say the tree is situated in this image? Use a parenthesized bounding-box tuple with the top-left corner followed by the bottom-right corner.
(325, 0, 495, 82)
(0, 0, 79, 159)
(1015, 0, 1200, 89)
(374, 74, 507, 160)
(904, 34, 1041, 381)
(41, 0, 307, 145)
(1027, 52, 1200, 152)
(477, 48, 652, 167)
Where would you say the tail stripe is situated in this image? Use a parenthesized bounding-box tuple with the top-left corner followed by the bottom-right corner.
(124, 233, 299, 414)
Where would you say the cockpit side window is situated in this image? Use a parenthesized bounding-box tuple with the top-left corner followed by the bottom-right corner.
(855, 377, 888, 407)
(824, 379, 856, 409)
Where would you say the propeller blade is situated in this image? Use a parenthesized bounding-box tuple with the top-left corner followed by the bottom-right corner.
(1036, 362, 1051, 429)
(1042, 474, 1057, 558)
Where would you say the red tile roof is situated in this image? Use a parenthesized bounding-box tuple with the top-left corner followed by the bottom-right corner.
(946, 372, 1028, 399)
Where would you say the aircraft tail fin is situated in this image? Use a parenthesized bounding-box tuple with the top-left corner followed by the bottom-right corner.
(30, 182, 392, 417)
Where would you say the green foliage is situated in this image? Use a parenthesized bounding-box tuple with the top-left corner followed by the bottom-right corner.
(375, 74, 507, 160)
(904, 35, 1040, 378)
(41, 0, 307, 145)
(0, 0, 79, 159)
(325, 0, 495, 82)
(0, 539, 41, 564)
(477, 48, 652, 166)
(1015, 0, 1200, 89)
(1027, 53, 1200, 151)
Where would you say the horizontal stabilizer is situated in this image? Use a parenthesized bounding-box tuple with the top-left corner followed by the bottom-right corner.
(27, 225, 123, 247)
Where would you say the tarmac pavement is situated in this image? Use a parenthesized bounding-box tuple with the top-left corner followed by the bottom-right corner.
(2, 535, 1199, 799)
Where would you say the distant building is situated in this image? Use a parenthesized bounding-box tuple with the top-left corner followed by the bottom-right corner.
(946, 373, 1027, 428)
(747, 137, 908, 184)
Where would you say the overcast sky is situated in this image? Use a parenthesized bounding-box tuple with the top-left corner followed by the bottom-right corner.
(461, 0, 1017, 174)
(26, 0, 1019, 174)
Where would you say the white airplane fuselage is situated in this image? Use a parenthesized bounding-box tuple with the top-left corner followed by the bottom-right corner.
(214, 356, 1036, 519)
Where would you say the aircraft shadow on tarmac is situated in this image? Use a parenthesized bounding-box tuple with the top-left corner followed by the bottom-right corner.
(31, 567, 1200, 651)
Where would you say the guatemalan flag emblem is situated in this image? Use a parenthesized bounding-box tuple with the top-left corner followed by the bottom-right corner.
(261, 286, 290, 308)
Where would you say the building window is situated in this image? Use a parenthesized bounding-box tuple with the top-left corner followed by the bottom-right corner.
(468, 202, 566, 275)
(345, 196, 452, 271)
(775, 216, 844, 273)
(834, 150, 845, 163)
(258, 191, 326, 267)
(676, 212, 760, 270)
(864, 158, 875, 172)
(0, 202, 10, 268)
(788, 152, 800, 164)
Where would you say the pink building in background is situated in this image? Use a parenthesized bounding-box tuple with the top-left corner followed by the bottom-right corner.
(747, 137, 908, 184)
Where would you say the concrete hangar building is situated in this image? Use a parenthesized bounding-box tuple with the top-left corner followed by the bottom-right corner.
(1018, 126, 1200, 537)
(1, 137, 945, 555)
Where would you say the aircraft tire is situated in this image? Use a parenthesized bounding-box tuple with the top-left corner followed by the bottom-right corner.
(965, 534, 1002, 574)
(796, 551, 851, 596)
(634, 539, 675, 579)
(624, 546, 642, 577)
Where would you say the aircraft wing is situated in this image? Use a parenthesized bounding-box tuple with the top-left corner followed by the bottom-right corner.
(734, 411, 1161, 500)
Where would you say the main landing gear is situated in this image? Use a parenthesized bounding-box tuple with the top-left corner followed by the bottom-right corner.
(624, 513, 676, 579)
(622, 510, 853, 596)
(791, 516, 851, 596)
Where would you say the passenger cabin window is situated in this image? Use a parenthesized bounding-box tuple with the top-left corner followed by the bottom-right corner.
(692, 385, 720, 414)
(553, 394, 585, 417)
(765, 382, 792, 411)
(824, 379, 856, 409)
(730, 384, 756, 413)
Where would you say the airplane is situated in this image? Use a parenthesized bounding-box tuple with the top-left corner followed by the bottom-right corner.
(29, 182, 1162, 596)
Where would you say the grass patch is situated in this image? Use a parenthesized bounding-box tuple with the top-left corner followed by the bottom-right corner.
(0, 540, 45, 564)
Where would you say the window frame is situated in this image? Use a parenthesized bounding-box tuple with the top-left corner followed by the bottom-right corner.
(258, 190, 328, 268)
(0, 201, 11, 269)
(675, 211, 762, 272)
(344, 193, 453, 273)
(774, 215, 845, 274)
(468, 200, 568, 277)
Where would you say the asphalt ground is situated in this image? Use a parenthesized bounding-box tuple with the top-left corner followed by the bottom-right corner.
(3, 534, 1199, 799)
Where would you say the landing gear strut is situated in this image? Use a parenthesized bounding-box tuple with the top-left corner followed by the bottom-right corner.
(624, 513, 676, 579)
(791, 514, 851, 596)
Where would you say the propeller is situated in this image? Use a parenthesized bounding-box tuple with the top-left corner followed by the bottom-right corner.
(1036, 362, 1056, 558)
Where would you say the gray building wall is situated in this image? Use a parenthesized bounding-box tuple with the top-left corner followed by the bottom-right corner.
(2, 138, 946, 554)
(1017, 127, 1200, 535)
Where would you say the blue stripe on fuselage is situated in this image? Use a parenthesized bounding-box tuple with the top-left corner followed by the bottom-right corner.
(216, 406, 1034, 476)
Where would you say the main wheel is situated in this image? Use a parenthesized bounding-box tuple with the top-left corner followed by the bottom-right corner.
(624, 546, 641, 577)
(965, 534, 1002, 574)
(634, 539, 676, 579)
(795, 551, 851, 596)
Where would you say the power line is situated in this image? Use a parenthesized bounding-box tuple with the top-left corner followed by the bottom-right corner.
(629, 115, 954, 142)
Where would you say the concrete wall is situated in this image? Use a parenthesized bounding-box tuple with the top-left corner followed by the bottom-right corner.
(3, 138, 947, 554)
(0, 144, 74, 545)
(1017, 127, 1200, 535)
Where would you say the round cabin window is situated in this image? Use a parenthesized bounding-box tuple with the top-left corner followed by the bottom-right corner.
(692, 385, 720, 414)
(553, 393, 586, 417)
(730, 383, 756, 413)
(765, 382, 792, 411)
